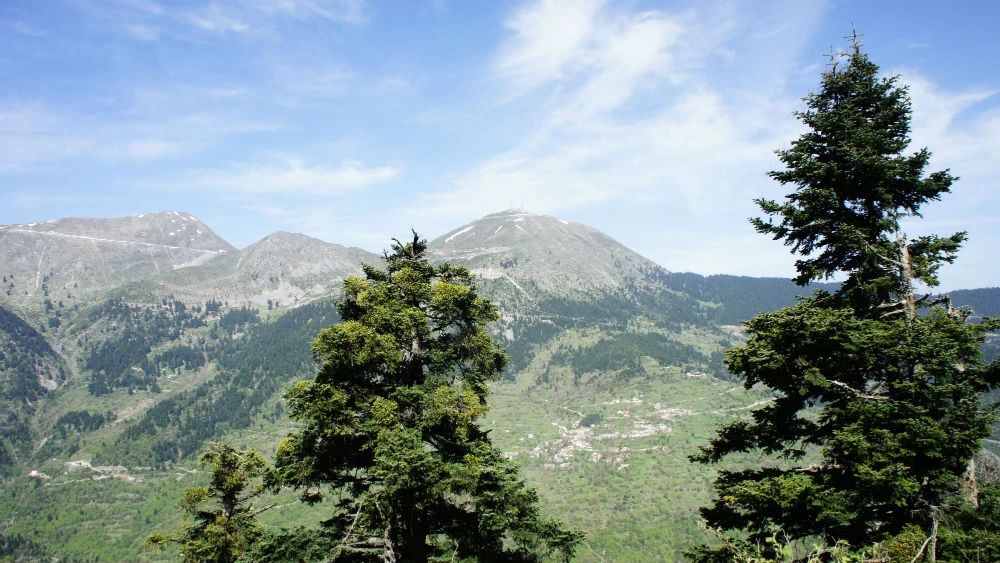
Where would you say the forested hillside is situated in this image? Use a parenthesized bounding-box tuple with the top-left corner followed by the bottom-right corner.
(0, 305, 68, 474)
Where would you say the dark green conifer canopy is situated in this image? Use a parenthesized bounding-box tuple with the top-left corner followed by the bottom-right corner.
(273, 232, 582, 563)
(688, 38, 1000, 562)
(754, 44, 963, 311)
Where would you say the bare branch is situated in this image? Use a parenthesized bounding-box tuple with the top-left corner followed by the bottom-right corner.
(908, 512, 938, 563)
(341, 495, 367, 546)
(828, 379, 885, 400)
(795, 463, 843, 473)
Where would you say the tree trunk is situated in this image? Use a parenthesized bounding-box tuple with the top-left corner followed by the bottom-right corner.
(897, 231, 916, 325)
(961, 456, 979, 508)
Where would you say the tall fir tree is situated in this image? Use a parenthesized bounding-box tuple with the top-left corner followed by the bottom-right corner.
(688, 36, 1000, 561)
(271, 232, 582, 563)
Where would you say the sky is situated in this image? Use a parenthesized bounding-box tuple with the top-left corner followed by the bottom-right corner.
(2, 0, 999, 291)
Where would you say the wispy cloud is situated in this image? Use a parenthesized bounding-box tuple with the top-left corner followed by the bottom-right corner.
(9, 21, 48, 37)
(71, 0, 366, 41)
(179, 0, 368, 34)
(251, 0, 367, 25)
(905, 73, 999, 179)
(0, 102, 280, 173)
(186, 156, 399, 195)
(424, 1, 790, 218)
(123, 22, 161, 40)
(185, 5, 250, 32)
(234, 200, 395, 250)
(900, 72, 1000, 291)
(493, 0, 606, 95)
(268, 63, 356, 103)
(390, 0, 824, 274)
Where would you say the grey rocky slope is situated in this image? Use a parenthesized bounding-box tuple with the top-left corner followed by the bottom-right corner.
(428, 209, 668, 303)
(0, 213, 378, 313)
(0, 211, 234, 311)
(155, 231, 378, 308)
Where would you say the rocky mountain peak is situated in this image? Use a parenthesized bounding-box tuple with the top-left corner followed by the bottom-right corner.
(428, 210, 667, 297)
(238, 231, 375, 279)
(162, 231, 379, 310)
(2, 211, 234, 253)
(0, 211, 234, 310)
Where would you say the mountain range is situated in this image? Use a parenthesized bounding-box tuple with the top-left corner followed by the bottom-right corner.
(0, 209, 996, 563)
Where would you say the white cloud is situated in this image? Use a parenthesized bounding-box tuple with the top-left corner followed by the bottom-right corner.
(112, 0, 165, 16)
(186, 156, 399, 195)
(186, 6, 250, 32)
(10, 21, 48, 37)
(180, 0, 367, 34)
(391, 0, 828, 275)
(425, 1, 794, 218)
(252, 0, 367, 25)
(236, 201, 394, 250)
(269, 63, 355, 102)
(75, 0, 366, 41)
(95, 139, 186, 160)
(0, 102, 280, 173)
(123, 22, 161, 40)
(905, 73, 1000, 179)
(890, 72, 1000, 289)
(493, 0, 605, 94)
(419, 87, 789, 220)
(543, 11, 685, 127)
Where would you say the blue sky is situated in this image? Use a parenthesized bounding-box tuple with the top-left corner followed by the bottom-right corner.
(2, 0, 998, 291)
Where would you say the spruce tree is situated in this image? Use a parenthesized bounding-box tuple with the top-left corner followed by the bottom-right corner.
(688, 37, 1000, 561)
(272, 232, 582, 563)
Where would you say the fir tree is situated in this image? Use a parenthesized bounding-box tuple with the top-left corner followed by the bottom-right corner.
(273, 232, 582, 563)
(688, 36, 1000, 561)
(147, 443, 269, 563)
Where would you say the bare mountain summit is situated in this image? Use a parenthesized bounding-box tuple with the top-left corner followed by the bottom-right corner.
(0, 211, 233, 310)
(174, 231, 377, 307)
(428, 209, 667, 298)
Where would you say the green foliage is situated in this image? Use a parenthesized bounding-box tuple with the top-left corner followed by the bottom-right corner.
(689, 38, 1000, 561)
(579, 413, 602, 428)
(54, 410, 114, 436)
(0, 304, 69, 474)
(274, 233, 582, 562)
(147, 443, 269, 563)
(83, 297, 203, 396)
(95, 299, 340, 467)
(659, 273, 839, 325)
(935, 482, 1000, 562)
(887, 525, 927, 562)
(550, 332, 707, 381)
(156, 345, 206, 373)
(0, 304, 65, 402)
(218, 307, 260, 332)
(752, 46, 962, 308)
(0, 534, 98, 563)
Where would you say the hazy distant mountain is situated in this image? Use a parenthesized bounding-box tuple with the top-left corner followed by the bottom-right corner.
(237, 231, 375, 291)
(429, 209, 666, 297)
(0, 213, 381, 315)
(149, 231, 379, 309)
(0, 211, 233, 311)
